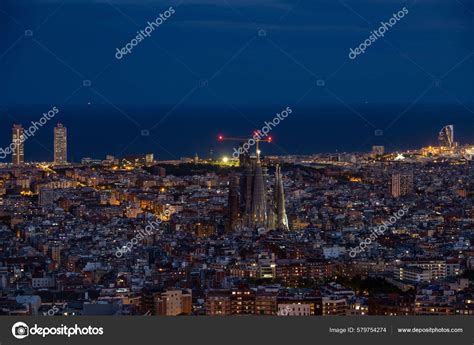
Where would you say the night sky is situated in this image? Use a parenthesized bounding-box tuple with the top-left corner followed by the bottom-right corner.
(0, 0, 473, 160)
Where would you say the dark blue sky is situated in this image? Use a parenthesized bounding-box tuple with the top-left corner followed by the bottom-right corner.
(1, 0, 473, 107)
(0, 0, 473, 161)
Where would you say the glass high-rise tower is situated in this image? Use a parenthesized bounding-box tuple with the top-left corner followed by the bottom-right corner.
(438, 125, 454, 148)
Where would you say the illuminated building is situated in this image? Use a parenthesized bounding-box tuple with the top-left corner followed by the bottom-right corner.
(414, 299, 455, 315)
(322, 297, 348, 315)
(408, 260, 447, 281)
(154, 289, 192, 316)
(456, 297, 474, 315)
(123, 154, 153, 165)
(277, 303, 311, 316)
(206, 289, 277, 316)
(464, 147, 474, 160)
(12, 124, 25, 165)
(390, 172, 413, 198)
(258, 253, 276, 279)
(145, 154, 154, 164)
(393, 261, 446, 284)
(206, 291, 232, 315)
(277, 292, 322, 315)
(255, 292, 277, 315)
(231, 286, 255, 315)
(394, 266, 431, 284)
(275, 260, 306, 285)
(54, 123, 67, 165)
(372, 145, 385, 156)
(347, 301, 369, 315)
(3, 133, 473, 317)
(438, 125, 454, 148)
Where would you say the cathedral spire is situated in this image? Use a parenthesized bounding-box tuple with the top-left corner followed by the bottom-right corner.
(275, 165, 289, 230)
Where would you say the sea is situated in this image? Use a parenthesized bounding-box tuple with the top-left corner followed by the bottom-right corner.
(1, 103, 473, 162)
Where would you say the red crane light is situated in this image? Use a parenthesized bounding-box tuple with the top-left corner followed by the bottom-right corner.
(267, 136, 272, 142)
(218, 135, 224, 141)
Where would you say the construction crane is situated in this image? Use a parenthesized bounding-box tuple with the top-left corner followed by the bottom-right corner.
(217, 133, 273, 160)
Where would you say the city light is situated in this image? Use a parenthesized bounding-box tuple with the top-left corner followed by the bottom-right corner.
(395, 153, 405, 161)
(0, 4, 472, 344)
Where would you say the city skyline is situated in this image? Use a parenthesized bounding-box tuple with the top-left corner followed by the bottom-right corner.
(0, 0, 472, 329)
(0, 130, 472, 317)
(2, 122, 67, 164)
(1, 119, 473, 164)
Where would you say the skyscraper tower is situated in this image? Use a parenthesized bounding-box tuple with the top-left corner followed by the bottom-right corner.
(12, 124, 24, 165)
(274, 165, 289, 230)
(438, 125, 454, 148)
(54, 123, 67, 165)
